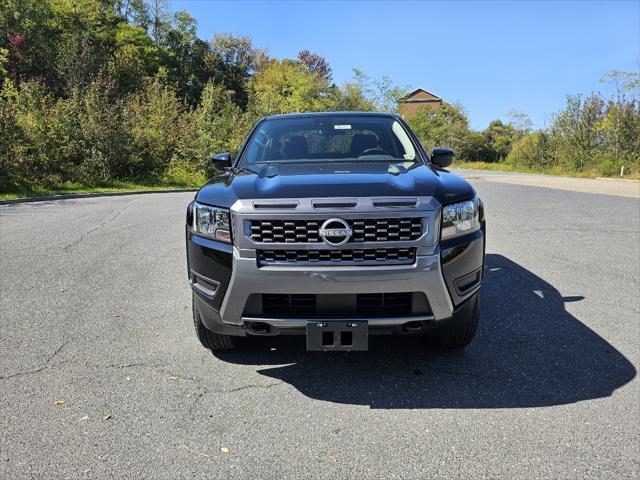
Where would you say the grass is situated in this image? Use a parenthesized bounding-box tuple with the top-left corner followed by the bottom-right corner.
(0, 178, 203, 200)
(452, 161, 639, 180)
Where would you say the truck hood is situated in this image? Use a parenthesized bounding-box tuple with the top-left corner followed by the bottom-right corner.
(195, 161, 476, 208)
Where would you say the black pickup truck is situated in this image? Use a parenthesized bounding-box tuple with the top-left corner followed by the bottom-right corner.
(186, 112, 485, 351)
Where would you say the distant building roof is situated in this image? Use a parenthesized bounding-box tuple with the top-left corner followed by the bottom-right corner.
(399, 88, 442, 103)
(398, 88, 443, 116)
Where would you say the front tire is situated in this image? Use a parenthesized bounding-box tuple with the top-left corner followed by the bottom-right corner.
(435, 294, 480, 349)
(192, 295, 235, 351)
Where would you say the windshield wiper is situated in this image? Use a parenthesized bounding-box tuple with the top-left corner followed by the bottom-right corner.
(231, 164, 280, 178)
(230, 165, 259, 175)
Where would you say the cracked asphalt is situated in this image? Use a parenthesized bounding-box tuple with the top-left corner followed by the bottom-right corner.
(1, 177, 639, 479)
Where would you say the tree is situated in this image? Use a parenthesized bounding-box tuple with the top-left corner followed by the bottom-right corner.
(197, 81, 250, 171)
(207, 33, 260, 109)
(331, 82, 375, 112)
(108, 22, 165, 94)
(350, 68, 409, 113)
(483, 119, 517, 162)
(120, 0, 153, 32)
(407, 102, 468, 150)
(162, 10, 209, 103)
(601, 70, 640, 99)
(127, 77, 195, 178)
(507, 132, 554, 170)
(148, 0, 171, 43)
(551, 94, 605, 171)
(506, 108, 533, 135)
(249, 59, 331, 117)
(0, 47, 8, 87)
(598, 71, 640, 170)
(297, 50, 332, 80)
(0, 0, 59, 88)
(406, 102, 489, 161)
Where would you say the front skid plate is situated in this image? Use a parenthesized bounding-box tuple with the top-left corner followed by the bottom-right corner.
(306, 321, 368, 351)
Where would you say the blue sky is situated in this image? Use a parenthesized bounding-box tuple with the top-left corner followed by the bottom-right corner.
(171, 0, 639, 129)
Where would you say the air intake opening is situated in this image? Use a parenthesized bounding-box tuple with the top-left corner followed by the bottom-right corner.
(242, 292, 431, 319)
(253, 202, 298, 209)
(312, 201, 357, 209)
(372, 200, 418, 208)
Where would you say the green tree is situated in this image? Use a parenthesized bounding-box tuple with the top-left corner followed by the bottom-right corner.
(126, 77, 195, 179)
(331, 82, 375, 111)
(351, 68, 409, 113)
(0, 77, 22, 184)
(249, 59, 331, 117)
(207, 33, 261, 109)
(197, 81, 250, 163)
(406, 103, 478, 159)
(506, 132, 554, 170)
(108, 22, 165, 94)
(78, 74, 131, 180)
(162, 10, 210, 103)
(483, 119, 517, 162)
(1, 0, 59, 88)
(551, 94, 605, 171)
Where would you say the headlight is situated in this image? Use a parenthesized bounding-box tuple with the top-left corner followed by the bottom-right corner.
(193, 202, 231, 243)
(441, 197, 480, 240)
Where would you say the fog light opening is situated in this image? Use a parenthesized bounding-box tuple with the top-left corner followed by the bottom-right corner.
(404, 321, 423, 332)
(247, 322, 272, 335)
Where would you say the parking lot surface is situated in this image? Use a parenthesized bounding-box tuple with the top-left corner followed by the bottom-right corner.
(1, 178, 638, 479)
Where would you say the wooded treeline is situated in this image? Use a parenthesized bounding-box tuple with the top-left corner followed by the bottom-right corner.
(1, 0, 638, 195)
(408, 85, 639, 177)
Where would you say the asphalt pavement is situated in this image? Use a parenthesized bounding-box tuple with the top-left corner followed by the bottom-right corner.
(1, 177, 638, 479)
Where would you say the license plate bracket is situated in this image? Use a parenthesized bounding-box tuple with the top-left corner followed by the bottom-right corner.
(306, 321, 368, 351)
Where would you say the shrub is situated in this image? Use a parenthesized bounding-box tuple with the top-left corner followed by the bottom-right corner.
(506, 132, 554, 170)
(127, 78, 197, 180)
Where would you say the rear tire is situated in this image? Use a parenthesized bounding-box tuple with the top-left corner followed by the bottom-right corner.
(435, 294, 479, 350)
(192, 295, 235, 351)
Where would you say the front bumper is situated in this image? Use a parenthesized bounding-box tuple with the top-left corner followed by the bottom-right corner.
(188, 234, 484, 337)
(186, 196, 485, 336)
(222, 247, 452, 324)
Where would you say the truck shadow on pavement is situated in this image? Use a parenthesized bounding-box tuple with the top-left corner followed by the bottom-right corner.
(212, 254, 636, 408)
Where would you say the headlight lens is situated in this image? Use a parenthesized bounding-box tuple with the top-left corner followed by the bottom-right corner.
(441, 197, 480, 240)
(193, 202, 231, 243)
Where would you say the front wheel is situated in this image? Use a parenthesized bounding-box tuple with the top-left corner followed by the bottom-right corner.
(192, 295, 235, 351)
(435, 294, 480, 349)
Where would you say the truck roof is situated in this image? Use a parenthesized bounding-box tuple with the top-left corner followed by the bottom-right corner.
(263, 111, 399, 120)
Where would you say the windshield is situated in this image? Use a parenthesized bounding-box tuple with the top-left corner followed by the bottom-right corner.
(239, 115, 419, 166)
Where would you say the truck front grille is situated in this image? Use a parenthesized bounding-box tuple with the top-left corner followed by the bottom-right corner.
(249, 218, 422, 244)
(257, 247, 416, 266)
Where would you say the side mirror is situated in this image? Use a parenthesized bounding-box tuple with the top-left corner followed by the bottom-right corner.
(431, 148, 454, 168)
(212, 152, 232, 170)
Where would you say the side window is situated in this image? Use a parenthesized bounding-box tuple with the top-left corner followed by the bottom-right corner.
(392, 121, 416, 160)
